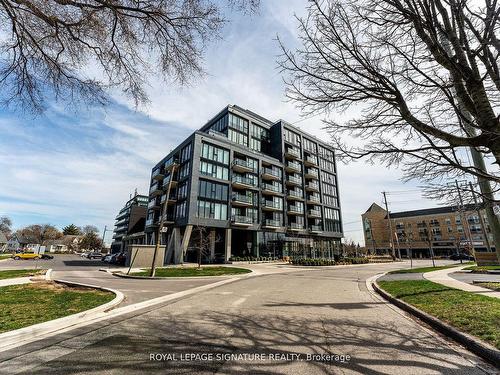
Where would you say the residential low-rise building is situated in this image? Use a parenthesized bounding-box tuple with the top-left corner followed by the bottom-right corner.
(362, 203, 496, 257)
(6, 234, 40, 252)
(111, 193, 148, 253)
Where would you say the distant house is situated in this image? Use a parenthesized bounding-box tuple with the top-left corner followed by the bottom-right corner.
(0, 232, 7, 252)
(6, 234, 40, 252)
(45, 235, 81, 253)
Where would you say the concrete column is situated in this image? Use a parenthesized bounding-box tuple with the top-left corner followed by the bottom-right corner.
(225, 228, 232, 262)
(209, 230, 216, 261)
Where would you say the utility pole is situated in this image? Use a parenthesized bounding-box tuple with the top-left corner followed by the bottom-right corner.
(455, 180, 476, 257)
(469, 181, 492, 252)
(382, 192, 396, 260)
(101, 225, 107, 253)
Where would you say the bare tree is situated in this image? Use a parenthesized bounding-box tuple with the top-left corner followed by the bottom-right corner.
(279, 0, 500, 260)
(79, 225, 99, 235)
(0, 0, 259, 112)
(0, 216, 12, 237)
(191, 224, 220, 268)
(17, 224, 62, 244)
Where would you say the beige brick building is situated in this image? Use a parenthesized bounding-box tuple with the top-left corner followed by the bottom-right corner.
(361, 203, 495, 257)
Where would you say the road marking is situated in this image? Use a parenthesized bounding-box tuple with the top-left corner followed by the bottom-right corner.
(232, 297, 246, 306)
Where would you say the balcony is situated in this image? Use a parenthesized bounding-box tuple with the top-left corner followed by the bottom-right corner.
(305, 182, 320, 192)
(287, 190, 303, 200)
(262, 200, 282, 211)
(152, 167, 164, 181)
(162, 175, 178, 189)
(160, 193, 177, 205)
(232, 175, 257, 189)
(304, 155, 318, 166)
(149, 182, 163, 197)
(304, 168, 319, 179)
(232, 159, 255, 173)
(262, 219, 281, 228)
(306, 195, 321, 204)
(285, 161, 301, 173)
(308, 209, 321, 218)
(147, 199, 160, 210)
(287, 205, 304, 215)
(162, 214, 175, 225)
(232, 193, 254, 207)
(284, 147, 300, 159)
(145, 218, 156, 227)
(288, 223, 304, 231)
(286, 175, 302, 186)
(261, 183, 282, 195)
(165, 159, 179, 172)
(231, 215, 253, 226)
(262, 167, 281, 181)
(309, 225, 323, 233)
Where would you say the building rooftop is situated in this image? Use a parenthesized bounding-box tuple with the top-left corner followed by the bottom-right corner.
(388, 204, 478, 219)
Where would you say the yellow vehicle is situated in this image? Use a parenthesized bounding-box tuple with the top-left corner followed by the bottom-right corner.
(13, 252, 41, 260)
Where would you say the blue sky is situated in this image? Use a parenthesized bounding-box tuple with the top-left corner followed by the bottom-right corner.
(0, 1, 437, 244)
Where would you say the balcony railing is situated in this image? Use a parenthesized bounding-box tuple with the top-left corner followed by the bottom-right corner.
(285, 147, 300, 158)
(232, 175, 257, 187)
(262, 183, 282, 193)
(149, 182, 162, 195)
(231, 215, 253, 224)
(307, 195, 320, 203)
(145, 218, 155, 226)
(287, 190, 303, 199)
(305, 182, 320, 191)
(263, 219, 281, 227)
(152, 168, 164, 180)
(262, 200, 282, 210)
(305, 155, 318, 165)
(305, 169, 319, 179)
(287, 175, 302, 185)
(165, 158, 179, 171)
(232, 159, 255, 172)
(286, 161, 302, 172)
(288, 206, 304, 214)
(262, 167, 281, 179)
(289, 223, 303, 230)
(232, 193, 254, 205)
(308, 209, 321, 217)
(309, 225, 323, 232)
(147, 200, 159, 209)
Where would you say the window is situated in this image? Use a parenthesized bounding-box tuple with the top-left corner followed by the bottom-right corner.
(229, 114, 249, 133)
(176, 201, 187, 219)
(303, 138, 317, 153)
(179, 162, 190, 179)
(201, 143, 229, 165)
(250, 123, 269, 139)
(250, 137, 261, 152)
(177, 181, 189, 199)
(283, 128, 301, 146)
(197, 200, 228, 220)
(324, 208, 341, 232)
(228, 129, 248, 146)
(180, 143, 192, 163)
(198, 180, 228, 201)
(199, 161, 229, 180)
(208, 114, 228, 134)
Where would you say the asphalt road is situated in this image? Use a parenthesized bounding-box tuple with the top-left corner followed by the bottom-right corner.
(1, 260, 496, 375)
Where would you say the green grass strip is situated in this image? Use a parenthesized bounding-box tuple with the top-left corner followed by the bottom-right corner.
(131, 266, 251, 277)
(378, 280, 500, 349)
(0, 269, 46, 280)
(388, 262, 473, 274)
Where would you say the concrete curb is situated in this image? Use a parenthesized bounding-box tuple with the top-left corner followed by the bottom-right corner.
(372, 281, 500, 368)
(45, 268, 52, 280)
(0, 279, 124, 352)
(0, 275, 242, 353)
(111, 268, 255, 280)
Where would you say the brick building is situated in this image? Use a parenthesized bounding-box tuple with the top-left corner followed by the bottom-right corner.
(362, 203, 495, 258)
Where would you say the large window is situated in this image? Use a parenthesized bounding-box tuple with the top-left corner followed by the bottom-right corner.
(198, 180, 228, 201)
(179, 162, 190, 179)
(180, 143, 192, 163)
(208, 115, 228, 134)
(228, 129, 248, 147)
(199, 161, 229, 180)
(201, 143, 229, 165)
(303, 138, 317, 153)
(283, 128, 301, 146)
(229, 114, 249, 133)
(197, 200, 228, 220)
(177, 181, 189, 199)
(324, 208, 341, 232)
(176, 201, 187, 219)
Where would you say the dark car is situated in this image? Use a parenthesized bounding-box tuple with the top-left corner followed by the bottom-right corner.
(450, 253, 475, 261)
(86, 251, 103, 259)
(110, 252, 126, 266)
(41, 254, 54, 259)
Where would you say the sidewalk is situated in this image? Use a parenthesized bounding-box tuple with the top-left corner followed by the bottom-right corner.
(423, 266, 500, 299)
(0, 277, 32, 287)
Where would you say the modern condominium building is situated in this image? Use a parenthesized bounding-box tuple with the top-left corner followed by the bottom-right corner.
(144, 105, 343, 263)
(111, 193, 148, 253)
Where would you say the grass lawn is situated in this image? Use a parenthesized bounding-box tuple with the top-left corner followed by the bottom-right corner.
(463, 265, 500, 273)
(388, 262, 473, 274)
(378, 280, 500, 349)
(0, 254, 13, 260)
(0, 269, 46, 280)
(0, 282, 114, 333)
(475, 282, 500, 292)
(130, 266, 251, 277)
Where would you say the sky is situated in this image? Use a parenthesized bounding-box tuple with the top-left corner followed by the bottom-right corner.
(0, 0, 441, 245)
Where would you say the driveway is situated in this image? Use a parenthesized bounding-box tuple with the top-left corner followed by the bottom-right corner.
(0, 260, 496, 374)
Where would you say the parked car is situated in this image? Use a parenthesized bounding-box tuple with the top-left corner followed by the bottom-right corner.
(12, 252, 40, 260)
(110, 252, 126, 266)
(450, 253, 475, 261)
(102, 254, 113, 263)
(85, 251, 102, 259)
(41, 254, 54, 260)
